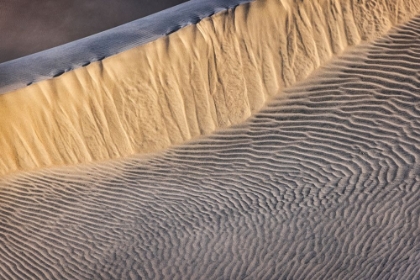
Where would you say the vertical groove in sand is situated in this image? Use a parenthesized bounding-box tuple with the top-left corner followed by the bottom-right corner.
(1, 0, 420, 176)
(1, 14, 420, 279)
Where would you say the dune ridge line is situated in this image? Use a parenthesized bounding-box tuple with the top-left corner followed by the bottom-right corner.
(0, 0, 420, 176)
(0, 0, 253, 94)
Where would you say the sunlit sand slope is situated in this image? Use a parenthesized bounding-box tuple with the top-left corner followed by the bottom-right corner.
(1, 0, 420, 176)
(1, 16, 420, 279)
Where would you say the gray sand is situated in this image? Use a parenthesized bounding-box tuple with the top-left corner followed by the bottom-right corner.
(0, 0, 187, 63)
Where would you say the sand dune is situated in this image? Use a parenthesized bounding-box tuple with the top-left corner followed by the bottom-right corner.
(1, 14, 420, 279)
(0, 0, 253, 94)
(1, 0, 420, 176)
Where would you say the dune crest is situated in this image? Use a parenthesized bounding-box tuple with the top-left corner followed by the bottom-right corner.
(1, 0, 420, 176)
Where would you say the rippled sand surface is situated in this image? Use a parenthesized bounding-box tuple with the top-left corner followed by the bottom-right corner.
(1, 0, 420, 279)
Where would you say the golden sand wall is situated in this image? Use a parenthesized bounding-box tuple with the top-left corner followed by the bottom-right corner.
(1, 0, 420, 176)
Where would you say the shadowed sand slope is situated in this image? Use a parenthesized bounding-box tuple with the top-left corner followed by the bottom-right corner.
(1, 0, 420, 176)
(1, 15, 420, 279)
(0, 0, 187, 63)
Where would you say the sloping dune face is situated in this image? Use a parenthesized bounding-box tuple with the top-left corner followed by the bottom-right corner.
(1, 16, 420, 279)
(1, 0, 420, 176)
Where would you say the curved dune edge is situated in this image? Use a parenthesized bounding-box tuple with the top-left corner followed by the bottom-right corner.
(0, 0, 252, 93)
(1, 0, 420, 176)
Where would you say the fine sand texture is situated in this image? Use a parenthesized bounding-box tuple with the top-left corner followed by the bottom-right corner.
(1, 15, 420, 279)
(1, 0, 420, 176)
(0, 0, 187, 63)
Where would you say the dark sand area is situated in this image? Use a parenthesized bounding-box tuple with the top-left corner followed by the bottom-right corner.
(0, 0, 187, 63)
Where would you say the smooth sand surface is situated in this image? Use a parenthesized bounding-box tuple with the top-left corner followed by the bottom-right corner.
(0, 0, 187, 63)
(1, 15, 420, 278)
(1, 0, 420, 176)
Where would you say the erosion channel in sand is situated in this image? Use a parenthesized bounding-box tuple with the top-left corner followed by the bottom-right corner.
(0, 0, 419, 176)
